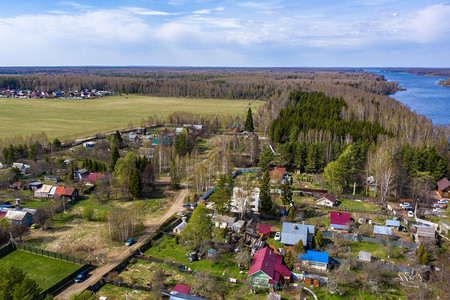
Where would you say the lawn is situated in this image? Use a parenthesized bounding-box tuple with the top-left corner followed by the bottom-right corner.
(348, 242, 406, 263)
(144, 236, 243, 279)
(0, 95, 264, 141)
(338, 199, 379, 211)
(0, 250, 81, 290)
(96, 283, 153, 300)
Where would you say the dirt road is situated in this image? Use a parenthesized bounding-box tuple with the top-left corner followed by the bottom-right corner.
(55, 186, 188, 299)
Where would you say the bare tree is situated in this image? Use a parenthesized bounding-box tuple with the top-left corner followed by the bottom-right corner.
(368, 145, 396, 207)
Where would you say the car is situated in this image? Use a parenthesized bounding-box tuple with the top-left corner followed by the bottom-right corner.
(31, 223, 40, 229)
(183, 204, 192, 208)
(74, 270, 88, 283)
(125, 238, 135, 246)
(274, 232, 281, 241)
(433, 204, 442, 208)
(403, 205, 412, 210)
(408, 211, 414, 218)
(437, 199, 448, 204)
(433, 208, 442, 213)
(401, 202, 410, 207)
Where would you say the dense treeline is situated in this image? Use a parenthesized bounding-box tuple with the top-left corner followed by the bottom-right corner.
(270, 91, 390, 144)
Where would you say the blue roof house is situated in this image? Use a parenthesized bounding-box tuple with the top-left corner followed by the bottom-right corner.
(280, 222, 315, 248)
(298, 250, 329, 272)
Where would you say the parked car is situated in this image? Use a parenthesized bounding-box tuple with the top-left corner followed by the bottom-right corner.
(183, 204, 192, 208)
(125, 238, 135, 246)
(31, 223, 40, 229)
(401, 202, 410, 208)
(433, 204, 442, 208)
(408, 211, 414, 218)
(437, 199, 448, 204)
(74, 270, 88, 283)
(274, 232, 281, 241)
(433, 208, 442, 213)
(403, 205, 412, 210)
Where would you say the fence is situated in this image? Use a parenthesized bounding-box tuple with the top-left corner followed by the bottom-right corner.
(332, 257, 412, 273)
(16, 244, 85, 264)
(43, 264, 93, 296)
(308, 204, 386, 216)
(0, 243, 16, 259)
(322, 231, 418, 249)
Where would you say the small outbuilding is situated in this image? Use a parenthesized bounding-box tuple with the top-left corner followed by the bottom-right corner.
(232, 220, 246, 233)
(173, 221, 187, 234)
(437, 177, 450, 198)
(298, 250, 329, 272)
(373, 225, 392, 240)
(358, 250, 372, 262)
(317, 193, 337, 207)
(5, 210, 33, 226)
(258, 224, 271, 238)
(415, 226, 436, 245)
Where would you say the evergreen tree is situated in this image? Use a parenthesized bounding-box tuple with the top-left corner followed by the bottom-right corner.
(314, 229, 324, 249)
(0, 266, 42, 300)
(245, 107, 254, 132)
(297, 239, 305, 254)
(417, 244, 430, 265)
(128, 167, 143, 198)
(284, 250, 294, 269)
(110, 142, 120, 172)
(66, 165, 75, 182)
(258, 147, 274, 172)
(52, 138, 61, 148)
(113, 130, 123, 148)
(259, 170, 272, 215)
(281, 179, 293, 206)
(287, 206, 296, 222)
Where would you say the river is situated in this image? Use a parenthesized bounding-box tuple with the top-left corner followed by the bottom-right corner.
(366, 69, 450, 125)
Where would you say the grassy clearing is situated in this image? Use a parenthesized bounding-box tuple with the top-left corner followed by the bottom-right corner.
(348, 242, 407, 263)
(96, 283, 153, 300)
(338, 199, 379, 211)
(0, 95, 264, 141)
(0, 250, 81, 290)
(144, 236, 244, 279)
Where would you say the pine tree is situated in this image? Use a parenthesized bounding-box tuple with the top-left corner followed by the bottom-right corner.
(170, 158, 180, 189)
(314, 229, 324, 249)
(113, 130, 123, 148)
(282, 179, 293, 206)
(66, 165, 75, 182)
(245, 107, 254, 132)
(259, 170, 272, 215)
(128, 167, 143, 198)
(110, 142, 120, 172)
(284, 250, 294, 269)
(288, 206, 296, 222)
(297, 239, 305, 254)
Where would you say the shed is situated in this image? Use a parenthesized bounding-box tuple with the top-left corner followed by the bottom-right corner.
(207, 249, 217, 257)
(373, 225, 392, 240)
(61, 187, 79, 201)
(173, 221, 187, 234)
(358, 251, 371, 262)
(232, 220, 246, 233)
(74, 169, 89, 181)
(258, 224, 271, 237)
(299, 250, 329, 272)
(415, 226, 436, 245)
(48, 186, 58, 197)
(386, 219, 400, 228)
(28, 182, 43, 191)
(44, 175, 60, 183)
(214, 215, 236, 229)
(437, 177, 450, 198)
(171, 283, 191, 295)
(34, 184, 53, 198)
(317, 193, 337, 207)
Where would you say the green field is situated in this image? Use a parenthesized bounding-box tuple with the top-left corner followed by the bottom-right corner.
(0, 95, 264, 140)
(0, 250, 82, 290)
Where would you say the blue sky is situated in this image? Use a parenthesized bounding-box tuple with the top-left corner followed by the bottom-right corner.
(0, 0, 449, 67)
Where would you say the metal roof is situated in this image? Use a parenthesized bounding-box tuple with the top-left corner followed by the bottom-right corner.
(358, 251, 371, 261)
(299, 250, 329, 264)
(280, 222, 314, 246)
(386, 220, 400, 227)
(373, 225, 392, 236)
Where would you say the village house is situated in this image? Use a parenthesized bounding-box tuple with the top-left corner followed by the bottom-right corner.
(280, 222, 315, 248)
(415, 226, 436, 245)
(248, 247, 291, 290)
(317, 193, 337, 207)
(329, 211, 351, 231)
(373, 225, 392, 240)
(213, 215, 237, 229)
(385, 219, 401, 233)
(34, 184, 53, 198)
(60, 187, 79, 202)
(5, 210, 33, 226)
(74, 169, 90, 181)
(437, 177, 450, 198)
(298, 250, 330, 272)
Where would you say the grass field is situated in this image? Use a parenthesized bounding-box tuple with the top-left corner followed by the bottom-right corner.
(0, 95, 264, 140)
(0, 250, 81, 290)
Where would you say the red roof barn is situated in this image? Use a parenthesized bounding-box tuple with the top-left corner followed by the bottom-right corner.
(258, 224, 271, 237)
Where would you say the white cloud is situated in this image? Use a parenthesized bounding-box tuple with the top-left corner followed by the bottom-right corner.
(193, 9, 211, 14)
(123, 7, 180, 16)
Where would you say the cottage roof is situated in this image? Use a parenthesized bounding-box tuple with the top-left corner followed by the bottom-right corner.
(373, 225, 392, 236)
(169, 293, 207, 300)
(232, 220, 246, 229)
(299, 250, 329, 264)
(40, 184, 53, 193)
(86, 173, 105, 182)
(214, 215, 236, 225)
(61, 187, 76, 196)
(22, 208, 37, 215)
(280, 222, 315, 246)
(5, 210, 29, 221)
(269, 167, 286, 178)
(386, 220, 400, 227)
(54, 186, 65, 196)
(174, 221, 187, 231)
(437, 177, 450, 191)
(172, 283, 191, 295)
(48, 186, 58, 195)
(330, 211, 350, 226)
(248, 247, 290, 282)
(416, 226, 435, 238)
(258, 224, 271, 234)
(29, 182, 42, 186)
(318, 193, 337, 204)
(76, 168, 89, 175)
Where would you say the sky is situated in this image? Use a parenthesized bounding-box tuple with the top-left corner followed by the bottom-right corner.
(0, 0, 449, 67)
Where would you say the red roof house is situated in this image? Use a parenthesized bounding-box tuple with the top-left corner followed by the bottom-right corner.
(61, 187, 79, 201)
(171, 283, 191, 295)
(269, 167, 286, 181)
(86, 173, 105, 183)
(53, 186, 65, 197)
(437, 178, 450, 198)
(248, 247, 291, 290)
(258, 224, 271, 237)
(330, 211, 351, 231)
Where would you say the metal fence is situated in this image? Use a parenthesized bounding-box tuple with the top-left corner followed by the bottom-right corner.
(0, 243, 16, 259)
(322, 231, 418, 249)
(16, 244, 85, 264)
